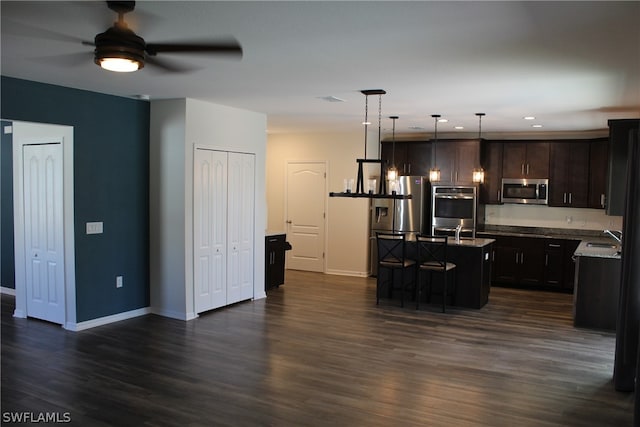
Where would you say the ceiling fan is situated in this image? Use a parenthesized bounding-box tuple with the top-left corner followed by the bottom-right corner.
(84, 1, 243, 72)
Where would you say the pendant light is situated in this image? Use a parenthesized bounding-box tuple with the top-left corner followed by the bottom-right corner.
(429, 114, 441, 182)
(472, 113, 486, 184)
(387, 116, 399, 183)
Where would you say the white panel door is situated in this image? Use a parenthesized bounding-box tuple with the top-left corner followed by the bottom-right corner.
(22, 143, 65, 324)
(286, 162, 326, 272)
(227, 152, 255, 304)
(194, 149, 227, 313)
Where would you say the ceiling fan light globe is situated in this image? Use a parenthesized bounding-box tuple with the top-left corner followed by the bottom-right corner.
(99, 57, 140, 72)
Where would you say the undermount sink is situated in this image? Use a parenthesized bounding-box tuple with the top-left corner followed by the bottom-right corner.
(586, 242, 619, 249)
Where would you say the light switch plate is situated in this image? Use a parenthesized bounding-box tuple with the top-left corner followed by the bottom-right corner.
(3, 126, 13, 134)
(86, 222, 103, 234)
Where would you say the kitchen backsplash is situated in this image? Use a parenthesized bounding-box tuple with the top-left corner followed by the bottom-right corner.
(484, 204, 623, 231)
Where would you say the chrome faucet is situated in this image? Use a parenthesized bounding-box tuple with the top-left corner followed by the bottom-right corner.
(604, 229, 622, 245)
(455, 224, 462, 243)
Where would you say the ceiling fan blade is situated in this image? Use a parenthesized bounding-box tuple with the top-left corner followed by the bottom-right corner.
(144, 55, 200, 73)
(3, 18, 86, 44)
(145, 39, 242, 58)
(32, 52, 94, 68)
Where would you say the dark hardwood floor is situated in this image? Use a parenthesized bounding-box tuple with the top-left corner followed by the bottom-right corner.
(1, 271, 633, 426)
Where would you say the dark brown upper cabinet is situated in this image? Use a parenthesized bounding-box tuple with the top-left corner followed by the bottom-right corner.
(433, 139, 481, 184)
(480, 141, 503, 204)
(549, 141, 590, 208)
(607, 119, 640, 215)
(381, 141, 431, 176)
(588, 138, 608, 209)
(502, 142, 549, 179)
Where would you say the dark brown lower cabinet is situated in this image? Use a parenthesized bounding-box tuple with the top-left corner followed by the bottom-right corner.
(492, 236, 545, 286)
(265, 234, 291, 291)
(489, 235, 578, 292)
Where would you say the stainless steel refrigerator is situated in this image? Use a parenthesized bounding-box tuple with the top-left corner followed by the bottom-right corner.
(369, 176, 428, 276)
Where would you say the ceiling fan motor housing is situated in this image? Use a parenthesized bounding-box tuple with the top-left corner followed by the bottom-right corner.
(94, 26, 145, 69)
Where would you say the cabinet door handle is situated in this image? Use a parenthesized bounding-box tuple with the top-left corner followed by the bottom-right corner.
(515, 253, 519, 264)
(545, 254, 548, 266)
(563, 193, 567, 204)
(497, 190, 501, 201)
(521, 253, 524, 264)
(407, 163, 411, 174)
(548, 244, 561, 248)
(526, 164, 530, 175)
(569, 193, 572, 204)
(521, 164, 525, 175)
(601, 194, 606, 208)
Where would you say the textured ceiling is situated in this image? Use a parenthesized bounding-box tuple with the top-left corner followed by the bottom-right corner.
(2, 1, 639, 137)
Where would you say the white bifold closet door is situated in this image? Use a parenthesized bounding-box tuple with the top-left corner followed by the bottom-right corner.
(194, 148, 254, 313)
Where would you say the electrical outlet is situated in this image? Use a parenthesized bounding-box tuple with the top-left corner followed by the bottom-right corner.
(116, 276, 123, 288)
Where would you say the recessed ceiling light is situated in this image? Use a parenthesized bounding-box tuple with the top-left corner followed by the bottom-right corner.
(318, 96, 345, 103)
(408, 126, 425, 130)
(437, 118, 448, 123)
(532, 124, 543, 128)
(524, 116, 536, 120)
(454, 126, 464, 130)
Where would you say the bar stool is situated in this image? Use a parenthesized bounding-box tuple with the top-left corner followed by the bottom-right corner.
(415, 235, 456, 313)
(376, 232, 415, 307)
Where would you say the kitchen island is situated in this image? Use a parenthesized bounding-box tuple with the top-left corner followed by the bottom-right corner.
(431, 237, 494, 309)
(379, 237, 494, 309)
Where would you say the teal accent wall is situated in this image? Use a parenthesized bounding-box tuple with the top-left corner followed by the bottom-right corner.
(1, 120, 15, 289)
(1, 76, 150, 322)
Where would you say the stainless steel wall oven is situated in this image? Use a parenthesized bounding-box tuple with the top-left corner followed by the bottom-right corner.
(431, 185, 477, 237)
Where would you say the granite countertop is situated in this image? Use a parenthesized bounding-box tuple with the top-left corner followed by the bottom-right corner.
(478, 225, 613, 241)
(479, 224, 622, 259)
(574, 240, 622, 259)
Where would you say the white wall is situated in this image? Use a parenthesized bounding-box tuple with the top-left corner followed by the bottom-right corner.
(485, 204, 623, 231)
(150, 98, 267, 320)
(267, 130, 379, 276)
(149, 99, 188, 319)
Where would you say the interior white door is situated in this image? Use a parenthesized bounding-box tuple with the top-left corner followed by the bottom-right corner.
(194, 149, 227, 313)
(285, 162, 326, 272)
(22, 143, 65, 324)
(226, 152, 255, 304)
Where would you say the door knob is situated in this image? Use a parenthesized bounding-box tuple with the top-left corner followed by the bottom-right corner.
(286, 220, 292, 224)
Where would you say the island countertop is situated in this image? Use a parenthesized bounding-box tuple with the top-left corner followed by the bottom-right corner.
(402, 234, 495, 248)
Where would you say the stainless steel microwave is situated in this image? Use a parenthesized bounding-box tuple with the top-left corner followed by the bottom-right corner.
(501, 178, 548, 205)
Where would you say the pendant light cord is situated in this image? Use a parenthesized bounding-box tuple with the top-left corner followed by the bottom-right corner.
(363, 94, 369, 159)
(476, 112, 485, 139)
(378, 95, 382, 160)
(432, 114, 440, 166)
(391, 116, 397, 167)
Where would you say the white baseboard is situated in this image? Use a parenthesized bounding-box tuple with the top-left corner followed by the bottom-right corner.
(149, 307, 198, 321)
(325, 269, 370, 278)
(1, 286, 16, 296)
(65, 307, 151, 331)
